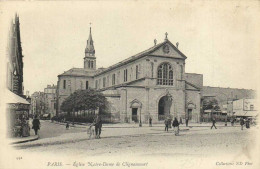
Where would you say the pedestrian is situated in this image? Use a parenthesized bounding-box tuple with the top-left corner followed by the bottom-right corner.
(185, 117, 189, 127)
(179, 117, 183, 125)
(94, 115, 102, 139)
(240, 118, 245, 130)
(32, 115, 40, 135)
(172, 117, 180, 136)
(98, 117, 102, 139)
(164, 118, 169, 132)
(66, 122, 70, 129)
(231, 118, 234, 127)
(168, 118, 172, 129)
(211, 118, 217, 129)
(149, 117, 152, 127)
(245, 118, 250, 129)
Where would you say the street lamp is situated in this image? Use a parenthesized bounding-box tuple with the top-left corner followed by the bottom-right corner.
(139, 109, 142, 127)
(218, 91, 230, 127)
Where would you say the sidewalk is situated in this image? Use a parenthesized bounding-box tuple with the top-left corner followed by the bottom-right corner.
(15, 122, 248, 149)
(9, 128, 39, 144)
(51, 120, 241, 128)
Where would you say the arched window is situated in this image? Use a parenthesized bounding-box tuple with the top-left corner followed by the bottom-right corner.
(157, 63, 173, 85)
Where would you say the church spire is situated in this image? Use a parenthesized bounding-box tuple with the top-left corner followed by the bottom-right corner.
(85, 24, 95, 57)
(84, 24, 96, 70)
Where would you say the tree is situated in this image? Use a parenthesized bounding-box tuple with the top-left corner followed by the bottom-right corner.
(203, 98, 220, 111)
(60, 89, 108, 115)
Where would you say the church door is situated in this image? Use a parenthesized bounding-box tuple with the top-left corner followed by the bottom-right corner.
(188, 109, 192, 120)
(158, 96, 172, 121)
(132, 108, 138, 122)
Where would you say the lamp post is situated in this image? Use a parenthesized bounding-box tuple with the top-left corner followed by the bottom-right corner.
(218, 91, 230, 127)
(211, 104, 216, 120)
(139, 109, 142, 127)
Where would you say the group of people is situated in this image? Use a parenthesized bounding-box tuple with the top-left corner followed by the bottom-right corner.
(164, 117, 180, 136)
(65, 115, 103, 139)
(210, 117, 252, 130)
(240, 117, 251, 130)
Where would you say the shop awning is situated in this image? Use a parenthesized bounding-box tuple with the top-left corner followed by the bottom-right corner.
(234, 110, 258, 117)
(43, 114, 49, 117)
(5, 89, 30, 105)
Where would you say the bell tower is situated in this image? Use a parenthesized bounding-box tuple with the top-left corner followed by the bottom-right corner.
(84, 25, 96, 70)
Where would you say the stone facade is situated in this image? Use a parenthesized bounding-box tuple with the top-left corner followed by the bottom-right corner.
(44, 84, 57, 118)
(31, 91, 45, 116)
(56, 29, 202, 123)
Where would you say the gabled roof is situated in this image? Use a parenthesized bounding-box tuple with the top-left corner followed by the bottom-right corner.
(58, 68, 96, 77)
(95, 39, 187, 76)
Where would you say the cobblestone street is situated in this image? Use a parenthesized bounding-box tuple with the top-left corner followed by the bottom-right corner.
(15, 120, 258, 159)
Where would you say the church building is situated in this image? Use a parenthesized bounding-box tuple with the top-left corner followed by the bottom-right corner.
(56, 27, 203, 123)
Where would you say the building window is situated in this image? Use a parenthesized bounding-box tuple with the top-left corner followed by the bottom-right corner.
(136, 65, 138, 79)
(124, 69, 128, 82)
(86, 81, 89, 89)
(250, 105, 254, 111)
(117, 71, 120, 84)
(91, 61, 94, 68)
(180, 65, 183, 80)
(88, 61, 90, 68)
(103, 77, 106, 88)
(112, 74, 116, 85)
(95, 80, 98, 89)
(157, 63, 173, 86)
(151, 62, 154, 78)
(107, 76, 109, 86)
(63, 80, 66, 89)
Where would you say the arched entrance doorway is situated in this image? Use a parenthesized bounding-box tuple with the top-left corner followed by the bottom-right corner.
(158, 96, 172, 121)
(130, 99, 142, 123)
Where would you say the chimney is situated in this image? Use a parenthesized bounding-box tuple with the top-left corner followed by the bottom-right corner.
(26, 91, 29, 98)
(154, 39, 157, 46)
(176, 42, 179, 49)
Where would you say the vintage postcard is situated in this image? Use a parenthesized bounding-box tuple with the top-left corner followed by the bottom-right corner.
(0, 1, 259, 169)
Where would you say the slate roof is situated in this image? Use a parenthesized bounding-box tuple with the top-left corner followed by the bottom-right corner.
(58, 68, 96, 77)
(95, 39, 187, 76)
(185, 81, 201, 91)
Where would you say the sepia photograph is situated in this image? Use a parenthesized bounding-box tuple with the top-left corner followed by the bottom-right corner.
(0, 1, 259, 169)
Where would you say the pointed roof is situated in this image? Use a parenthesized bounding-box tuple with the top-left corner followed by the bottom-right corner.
(85, 27, 95, 55)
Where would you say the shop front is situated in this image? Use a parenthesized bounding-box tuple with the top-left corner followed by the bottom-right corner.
(6, 90, 31, 138)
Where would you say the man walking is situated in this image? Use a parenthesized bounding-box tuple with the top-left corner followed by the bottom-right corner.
(94, 115, 102, 139)
(240, 118, 245, 130)
(32, 115, 40, 135)
(164, 118, 169, 132)
(231, 118, 235, 126)
(185, 117, 189, 127)
(211, 118, 217, 129)
(149, 117, 152, 127)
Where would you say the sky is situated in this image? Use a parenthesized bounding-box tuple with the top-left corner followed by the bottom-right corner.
(2, 1, 260, 94)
